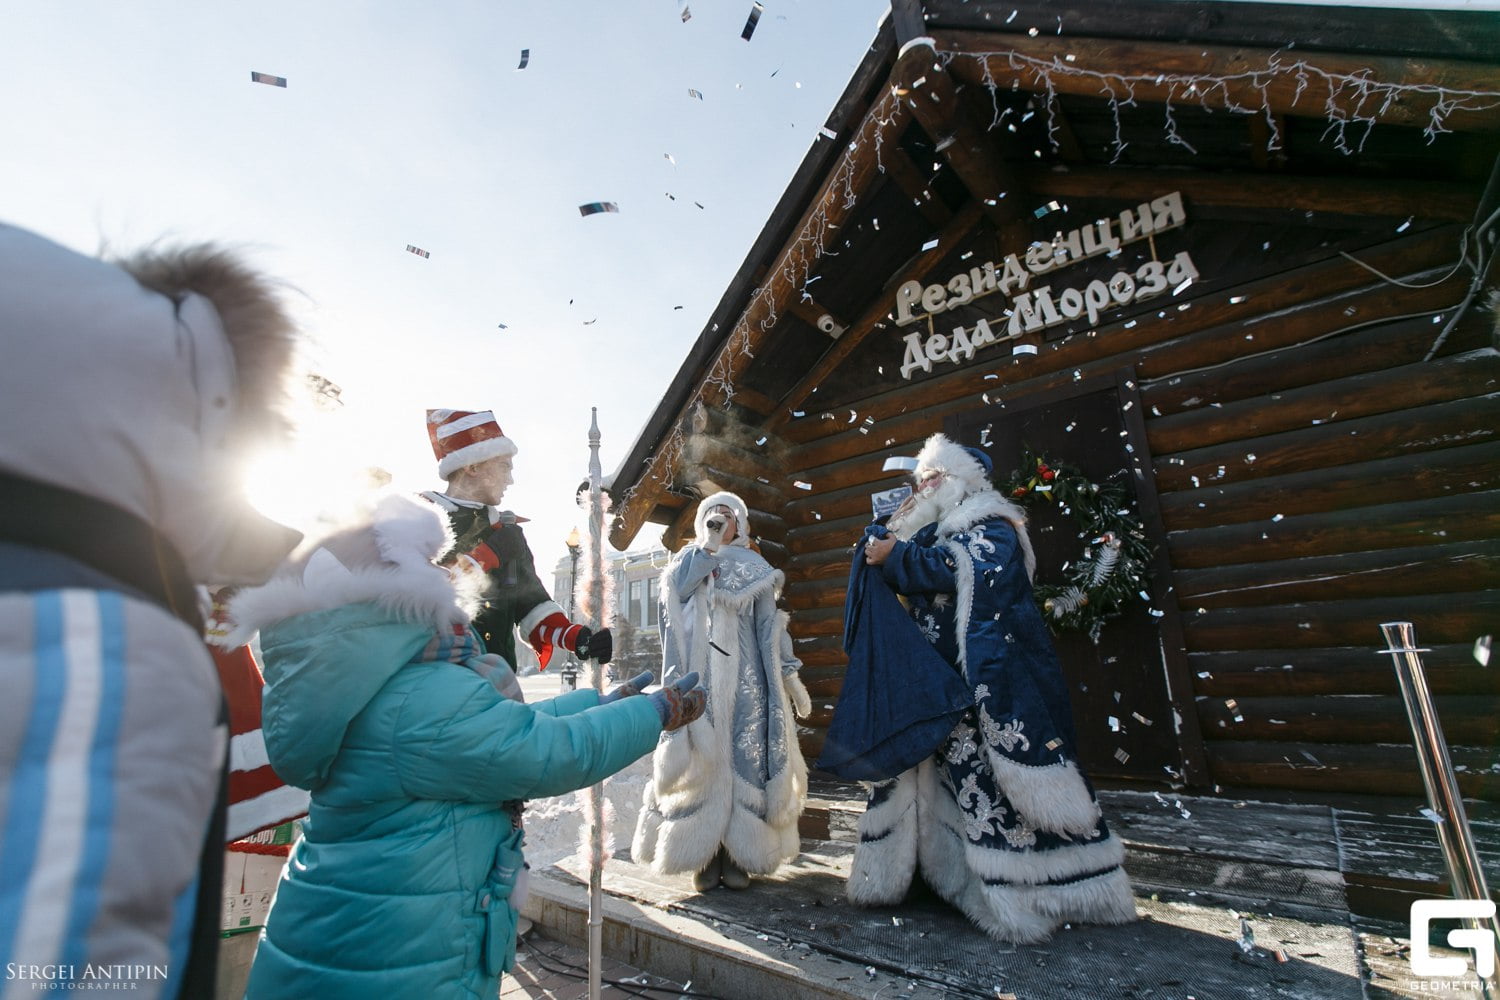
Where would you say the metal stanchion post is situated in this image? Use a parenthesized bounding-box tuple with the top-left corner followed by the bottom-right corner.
(1380, 621, 1498, 995)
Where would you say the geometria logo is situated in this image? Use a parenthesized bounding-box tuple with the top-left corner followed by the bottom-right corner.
(1409, 899, 1496, 988)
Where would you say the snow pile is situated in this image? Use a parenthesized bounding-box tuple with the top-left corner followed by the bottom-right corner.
(522, 752, 653, 870)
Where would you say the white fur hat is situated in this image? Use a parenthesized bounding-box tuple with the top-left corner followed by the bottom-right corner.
(913, 433, 995, 497)
(694, 490, 751, 548)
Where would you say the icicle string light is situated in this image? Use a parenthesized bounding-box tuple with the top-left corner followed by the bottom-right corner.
(620, 87, 905, 519)
(947, 49, 1500, 163)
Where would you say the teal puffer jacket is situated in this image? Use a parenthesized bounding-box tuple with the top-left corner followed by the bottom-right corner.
(244, 601, 661, 1000)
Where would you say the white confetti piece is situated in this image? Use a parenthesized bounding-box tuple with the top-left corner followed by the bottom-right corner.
(404, 244, 430, 258)
(250, 71, 287, 88)
(517, 49, 530, 70)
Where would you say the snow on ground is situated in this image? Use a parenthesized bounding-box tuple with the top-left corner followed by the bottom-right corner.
(518, 671, 655, 870)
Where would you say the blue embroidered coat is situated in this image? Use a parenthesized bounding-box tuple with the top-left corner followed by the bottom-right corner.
(845, 490, 1136, 943)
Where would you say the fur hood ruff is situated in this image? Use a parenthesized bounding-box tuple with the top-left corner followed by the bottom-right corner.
(935, 489, 1036, 581)
(226, 494, 477, 644)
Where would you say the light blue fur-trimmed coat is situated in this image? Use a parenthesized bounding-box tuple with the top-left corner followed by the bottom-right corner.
(633, 538, 810, 876)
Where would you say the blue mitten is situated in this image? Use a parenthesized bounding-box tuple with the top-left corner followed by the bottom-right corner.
(601, 670, 654, 705)
(647, 672, 707, 731)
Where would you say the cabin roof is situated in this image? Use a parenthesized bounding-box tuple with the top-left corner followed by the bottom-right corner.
(606, 0, 1500, 547)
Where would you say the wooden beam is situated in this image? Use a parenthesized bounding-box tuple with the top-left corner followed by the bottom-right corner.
(936, 30, 1500, 134)
(768, 200, 985, 429)
(608, 88, 914, 548)
(1021, 165, 1481, 222)
(1189, 643, 1500, 697)
(1246, 112, 1286, 172)
(893, 38, 1025, 228)
(883, 144, 955, 228)
(1047, 103, 1087, 163)
(786, 294, 849, 340)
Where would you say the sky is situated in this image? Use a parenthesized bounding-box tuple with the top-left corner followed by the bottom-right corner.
(0, 0, 889, 579)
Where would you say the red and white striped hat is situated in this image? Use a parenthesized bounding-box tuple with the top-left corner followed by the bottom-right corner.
(426, 408, 518, 479)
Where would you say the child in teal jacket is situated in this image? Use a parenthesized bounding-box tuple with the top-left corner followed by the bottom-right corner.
(226, 495, 702, 1000)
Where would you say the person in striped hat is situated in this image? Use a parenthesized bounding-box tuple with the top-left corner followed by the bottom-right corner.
(419, 408, 612, 672)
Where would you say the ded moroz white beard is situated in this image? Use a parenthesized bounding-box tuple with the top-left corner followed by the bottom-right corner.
(887, 473, 970, 541)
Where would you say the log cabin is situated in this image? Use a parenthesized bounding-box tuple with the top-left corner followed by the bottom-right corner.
(605, 0, 1500, 808)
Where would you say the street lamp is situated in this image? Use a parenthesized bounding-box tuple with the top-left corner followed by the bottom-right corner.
(562, 527, 581, 690)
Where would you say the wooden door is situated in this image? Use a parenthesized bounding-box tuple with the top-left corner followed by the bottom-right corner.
(946, 370, 1208, 786)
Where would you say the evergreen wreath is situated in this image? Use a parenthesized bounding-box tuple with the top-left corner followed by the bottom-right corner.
(1000, 448, 1155, 643)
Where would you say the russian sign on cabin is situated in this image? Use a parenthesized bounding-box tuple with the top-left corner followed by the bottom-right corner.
(897, 192, 1197, 380)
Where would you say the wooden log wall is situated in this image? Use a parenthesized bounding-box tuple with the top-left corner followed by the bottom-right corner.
(772, 215, 1500, 801)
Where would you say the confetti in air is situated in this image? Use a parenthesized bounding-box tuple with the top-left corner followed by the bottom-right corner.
(741, 2, 763, 41)
(1476, 635, 1493, 667)
(516, 49, 530, 70)
(578, 201, 620, 217)
(688, 88, 704, 100)
(680, 5, 692, 22)
(250, 71, 287, 88)
(404, 245, 430, 259)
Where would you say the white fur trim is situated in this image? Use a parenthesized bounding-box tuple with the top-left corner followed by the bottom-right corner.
(708, 568, 781, 614)
(694, 491, 751, 549)
(913, 759, 1133, 942)
(962, 821, 1124, 885)
(915, 433, 992, 498)
(437, 434, 517, 480)
(938, 490, 1035, 581)
(635, 557, 805, 877)
(518, 600, 566, 638)
(784, 671, 811, 719)
(301, 547, 353, 594)
(985, 751, 1103, 837)
(225, 562, 465, 645)
(372, 493, 453, 569)
(942, 537, 976, 675)
(846, 769, 920, 906)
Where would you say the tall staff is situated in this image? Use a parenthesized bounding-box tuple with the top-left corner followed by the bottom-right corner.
(583, 408, 607, 1000)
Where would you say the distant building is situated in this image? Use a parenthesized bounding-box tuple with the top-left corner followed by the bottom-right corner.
(553, 545, 670, 682)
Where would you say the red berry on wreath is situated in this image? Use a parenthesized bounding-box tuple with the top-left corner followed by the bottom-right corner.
(1012, 487, 1027, 498)
(1041, 469, 1055, 482)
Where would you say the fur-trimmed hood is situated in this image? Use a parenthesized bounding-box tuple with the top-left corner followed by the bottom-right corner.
(914, 433, 993, 498)
(694, 490, 752, 549)
(0, 223, 305, 586)
(226, 493, 475, 645)
(226, 494, 481, 791)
